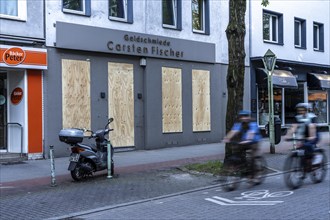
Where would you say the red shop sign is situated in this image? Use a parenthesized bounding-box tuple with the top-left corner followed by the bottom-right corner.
(11, 87, 23, 105)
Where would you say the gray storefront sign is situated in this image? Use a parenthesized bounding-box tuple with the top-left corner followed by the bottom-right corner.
(56, 22, 215, 63)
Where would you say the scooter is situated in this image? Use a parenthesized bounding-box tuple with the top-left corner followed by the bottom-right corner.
(59, 118, 114, 181)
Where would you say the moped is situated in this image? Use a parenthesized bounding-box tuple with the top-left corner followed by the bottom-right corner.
(59, 118, 114, 181)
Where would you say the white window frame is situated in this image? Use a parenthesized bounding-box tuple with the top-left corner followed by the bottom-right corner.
(162, 0, 177, 29)
(0, 0, 27, 21)
(63, 0, 86, 15)
(192, 0, 205, 33)
(313, 24, 320, 50)
(109, 0, 128, 22)
(263, 13, 278, 43)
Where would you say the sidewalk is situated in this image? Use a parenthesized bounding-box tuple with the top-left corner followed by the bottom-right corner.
(0, 132, 329, 189)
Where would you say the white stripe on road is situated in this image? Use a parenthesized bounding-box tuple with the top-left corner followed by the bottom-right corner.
(205, 196, 283, 206)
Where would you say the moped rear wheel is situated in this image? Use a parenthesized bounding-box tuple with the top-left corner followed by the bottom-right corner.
(71, 161, 93, 181)
(283, 154, 304, 189)
(310, 152, 327, 184)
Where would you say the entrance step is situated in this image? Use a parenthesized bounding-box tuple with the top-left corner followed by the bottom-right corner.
(0, 153, 28, 165)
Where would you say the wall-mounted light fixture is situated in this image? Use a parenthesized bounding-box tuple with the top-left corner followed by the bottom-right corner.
(140, 58, 147, 67)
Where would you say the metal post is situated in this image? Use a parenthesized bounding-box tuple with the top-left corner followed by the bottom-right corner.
(268, 72, 275, 154)
(49, 145, 57, 187)
(107, 142, 112, 179)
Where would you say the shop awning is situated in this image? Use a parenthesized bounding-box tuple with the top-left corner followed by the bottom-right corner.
(307, 73, 330, 90)
(256, 68, 298, 89)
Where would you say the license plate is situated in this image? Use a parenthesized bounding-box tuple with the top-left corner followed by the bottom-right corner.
(69, 153, 80, 162)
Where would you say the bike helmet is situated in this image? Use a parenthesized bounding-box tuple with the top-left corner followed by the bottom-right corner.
(238, 110, 251, 117)
(295, 103, 309, 110)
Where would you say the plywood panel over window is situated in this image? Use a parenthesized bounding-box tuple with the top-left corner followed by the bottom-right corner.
(108, 62, 134, 147)
(62, 59, 91, 129)
(162, 67, 182, 133)
(192, 69, 210, 131)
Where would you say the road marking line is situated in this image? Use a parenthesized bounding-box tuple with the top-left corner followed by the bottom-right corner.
(205, 196, 283, 206)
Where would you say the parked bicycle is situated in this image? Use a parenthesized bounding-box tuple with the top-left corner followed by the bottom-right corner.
(283, 138, 327, 190)
(221, 142, 268, 191)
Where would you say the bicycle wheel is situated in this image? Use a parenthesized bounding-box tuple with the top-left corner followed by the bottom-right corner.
(310, 151, 328, 184)
(221, 169, 241, 192)
(283, 154, 304, 190)
(251, 156, 267, 185)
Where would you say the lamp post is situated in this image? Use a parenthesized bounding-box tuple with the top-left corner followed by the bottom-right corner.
(262, 49, 277, 154)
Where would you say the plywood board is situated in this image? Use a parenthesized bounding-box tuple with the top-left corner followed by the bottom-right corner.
(62, 59, 91, 129)
(192, 69, 211, 131)
(108, 62, 134, 147)
(162, 67, 182, 133)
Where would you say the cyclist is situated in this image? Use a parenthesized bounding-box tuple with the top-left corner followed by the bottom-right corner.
(223, 110, 262, 158)
(285, 103, 318, 154)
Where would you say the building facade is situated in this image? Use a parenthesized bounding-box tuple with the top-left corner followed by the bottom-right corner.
(3, 1, 328, 160)
(0, 0, 47, 159)
(43, 0, 252, 157)
(249, 1, 330, 130)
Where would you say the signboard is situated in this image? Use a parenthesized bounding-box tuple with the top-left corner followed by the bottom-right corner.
(56, 22, 216, 64)
(11, 87, 23, 105)
(0, 45, 47, 70)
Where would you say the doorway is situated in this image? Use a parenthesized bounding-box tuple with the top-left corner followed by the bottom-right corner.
(0, 72, 7, 151)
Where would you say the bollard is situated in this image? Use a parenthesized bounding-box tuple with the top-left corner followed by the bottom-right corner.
(49, 145, 57, 187)
(107, 142, 112, 179)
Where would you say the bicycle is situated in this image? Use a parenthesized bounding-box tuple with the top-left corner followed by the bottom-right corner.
(283, 138, 328, 190)
(221, 142, 267, 191)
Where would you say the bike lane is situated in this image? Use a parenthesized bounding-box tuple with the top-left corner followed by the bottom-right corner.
(61, 167, 330, 220)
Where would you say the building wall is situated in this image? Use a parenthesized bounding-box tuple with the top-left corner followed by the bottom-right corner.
(0, 0, 44, 39)
(249, 1, 330, 64)
(45, 0, 250, 65)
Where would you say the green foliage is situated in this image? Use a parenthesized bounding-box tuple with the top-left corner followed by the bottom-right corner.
(261, 0, 270, 7)
(184, 160, 224, 175)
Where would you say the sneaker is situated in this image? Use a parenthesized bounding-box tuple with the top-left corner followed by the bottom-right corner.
(312, 154, 323, 165)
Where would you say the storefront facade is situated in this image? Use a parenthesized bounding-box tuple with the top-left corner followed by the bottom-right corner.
(0, 45, 47, 159)
(251, 59, 330, 130)
(44, 22, 227, 157)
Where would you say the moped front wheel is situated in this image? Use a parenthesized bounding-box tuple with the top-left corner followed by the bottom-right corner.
(283, 154, 304, 190)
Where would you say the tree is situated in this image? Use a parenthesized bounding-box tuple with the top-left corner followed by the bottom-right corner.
(225, 0, 269, 157)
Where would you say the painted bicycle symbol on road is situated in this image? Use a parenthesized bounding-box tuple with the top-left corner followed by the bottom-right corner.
(235, 190, 294, 201)
(205, 190, 294, 206)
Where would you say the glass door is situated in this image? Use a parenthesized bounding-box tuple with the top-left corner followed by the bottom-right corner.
(284, 83, 305, 124)
(0, 72, 7, 150)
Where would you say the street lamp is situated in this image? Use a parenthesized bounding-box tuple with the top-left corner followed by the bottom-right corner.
(262, 49, 277, 154)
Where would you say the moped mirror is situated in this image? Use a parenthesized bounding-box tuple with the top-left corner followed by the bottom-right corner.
(109, 118, 114, 123)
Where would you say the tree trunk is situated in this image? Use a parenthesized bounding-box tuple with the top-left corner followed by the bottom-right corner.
(225, 0, 246, 157)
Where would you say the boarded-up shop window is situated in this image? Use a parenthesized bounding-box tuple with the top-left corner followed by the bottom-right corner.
(62, 59, 91, 129)
(162, 67, 182, 133)
(108, 62, 134, 147)
(192, 69, 210, 131)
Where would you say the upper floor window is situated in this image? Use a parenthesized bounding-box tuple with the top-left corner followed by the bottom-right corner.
(313, 22, 324, 52)
(109, 0, 133, 23)
(294, 18, 306, 49)
(62, 0, 91, 16)
(263, 10, 283, 45)
(192, 0, 209, 34)
(0, 0, 27, 21)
